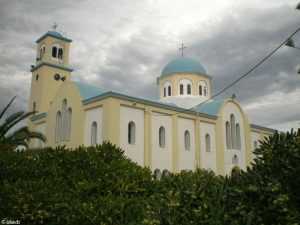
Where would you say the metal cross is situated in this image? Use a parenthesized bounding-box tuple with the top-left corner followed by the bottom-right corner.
(52, 22, 58, 31)
(179, 43, 187, 57)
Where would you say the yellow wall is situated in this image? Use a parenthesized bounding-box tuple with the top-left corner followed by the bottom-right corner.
(46, 81, 85, 149)
(36, 36, 71, 68)
(29, 34, 72, 115)
(29, 67, 71, 114)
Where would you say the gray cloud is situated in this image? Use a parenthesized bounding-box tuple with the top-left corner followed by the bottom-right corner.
(0, 0, 299, 131)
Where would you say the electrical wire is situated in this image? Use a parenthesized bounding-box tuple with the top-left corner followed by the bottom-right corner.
(149, 26, 300, 117)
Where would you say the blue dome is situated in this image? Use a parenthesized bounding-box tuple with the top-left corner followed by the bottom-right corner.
(161, 57, 207, 77)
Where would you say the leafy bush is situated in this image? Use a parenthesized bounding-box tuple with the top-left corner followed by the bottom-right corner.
(0, 130, 299, 224)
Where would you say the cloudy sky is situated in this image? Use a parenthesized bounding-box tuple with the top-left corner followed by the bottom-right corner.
(0, 0, 299, 131)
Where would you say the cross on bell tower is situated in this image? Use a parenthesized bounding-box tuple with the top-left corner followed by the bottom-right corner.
(179, 43, 187, 57)
(52, 22, 58, 31)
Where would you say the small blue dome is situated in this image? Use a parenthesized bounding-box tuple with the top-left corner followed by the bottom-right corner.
(161, 57, 207, 77)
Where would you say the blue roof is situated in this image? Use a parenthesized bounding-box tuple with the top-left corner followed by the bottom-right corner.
(36, 31, 72, 43)
(75, 82, 111, 101)
(74, 82, 216, 118)
(75, 82, 178, 107)
(195, 99, 225, 116)
(161, 57, 208, 77)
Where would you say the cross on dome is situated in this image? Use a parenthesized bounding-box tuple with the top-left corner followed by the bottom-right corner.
(179, 43, 187, 57)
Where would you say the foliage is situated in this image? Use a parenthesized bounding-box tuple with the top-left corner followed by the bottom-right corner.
(0, 130, 300, 224)
(0, 96, 46, 149)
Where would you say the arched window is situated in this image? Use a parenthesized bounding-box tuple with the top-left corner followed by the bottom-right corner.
(199, 81, 207, 96)
(55, 111, 62, 142)
(128, 121, 135, 144)
(66, 108, 72, 140)
(168, 86, 171, 96)
(58, 48, 63, 59)
(184, 130, 190, 150)
(226, 121, 231, 149)
(162, 169, 170, 177)
(230, 114, 236, 149)
(52, 47, 57, 58)
(232, 155, 238, 164)
(236, 123, 241, 150)
(187, 84, 191, 95)
(199, 85, 202, 95)
(180, 84, 184, 95)
(163, 87, 166, 97)
(91, 122, 97, 145)
(205, 133, 211, 152)
(159, 126, 165, 148)
(254, 141, 258, 150)
(154, 169, 162, 180)
(61, 99, 67, 141)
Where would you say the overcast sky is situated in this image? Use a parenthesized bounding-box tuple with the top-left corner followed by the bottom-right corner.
(0, 0, 299, 131)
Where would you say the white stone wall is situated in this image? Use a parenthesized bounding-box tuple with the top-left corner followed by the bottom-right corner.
(200, 122, 217, 173)
(84, 107, 103, 146)
(151, 113, 173, 172)
(120, 106, 144, 166)
(160, 95, 208, 109)
(222, 102, 246, 175)
(178, 117, 195, 171)
(34, 122, 46, 148)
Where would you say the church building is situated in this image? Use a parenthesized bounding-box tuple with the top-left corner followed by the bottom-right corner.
(28, 29, 275, 176)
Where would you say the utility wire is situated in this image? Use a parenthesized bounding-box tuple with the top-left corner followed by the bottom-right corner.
(149, 26, 300, 117)
(189, 26, 300, 109)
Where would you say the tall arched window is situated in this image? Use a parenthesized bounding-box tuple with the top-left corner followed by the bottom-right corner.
(163, 87, 166, 97)
(61, 99, 67, 141)
(52, 47, 57, 58)
(205, 133, 211, 152)
(168, 86, 171, 96)
(159, 126, 165, 148)
(199, 85, 202, 95)
(180, 84, 184, 95)
(184, 130, 190, 150)
(187, 84, 192, 95)
(154, 169, 162, 180)
(55, 111, 62, 142)
(128, 121, 135, 144)
(226, 121, 231, 149)
(91, 122, 97, 145)
(230, 114, 236, 149)
(58, 48, 63, 59)
(236, 123, 241, 150)
(66, 108, 72, 140)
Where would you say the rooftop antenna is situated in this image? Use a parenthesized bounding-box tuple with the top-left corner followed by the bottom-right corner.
(179, 43, 187, 57)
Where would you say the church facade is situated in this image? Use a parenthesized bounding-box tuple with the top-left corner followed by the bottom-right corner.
(28, 30, 275, 176)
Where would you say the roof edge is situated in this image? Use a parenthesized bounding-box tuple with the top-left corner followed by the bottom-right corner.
(160, 71, 212, 80)
(30, 62, 73, 72)
(82, 91, 217, 120)
(36, 31, 72, 43)
(250, 124, 277, 133)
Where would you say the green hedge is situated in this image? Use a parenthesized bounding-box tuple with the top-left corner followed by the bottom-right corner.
(0, 131, 299, 224)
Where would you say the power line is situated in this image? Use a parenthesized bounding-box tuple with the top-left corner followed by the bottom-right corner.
(191, 26, 300, 109)
(150, 26, 300, 117)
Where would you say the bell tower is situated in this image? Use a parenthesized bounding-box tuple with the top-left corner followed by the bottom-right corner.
(28, 25, 73, 115)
